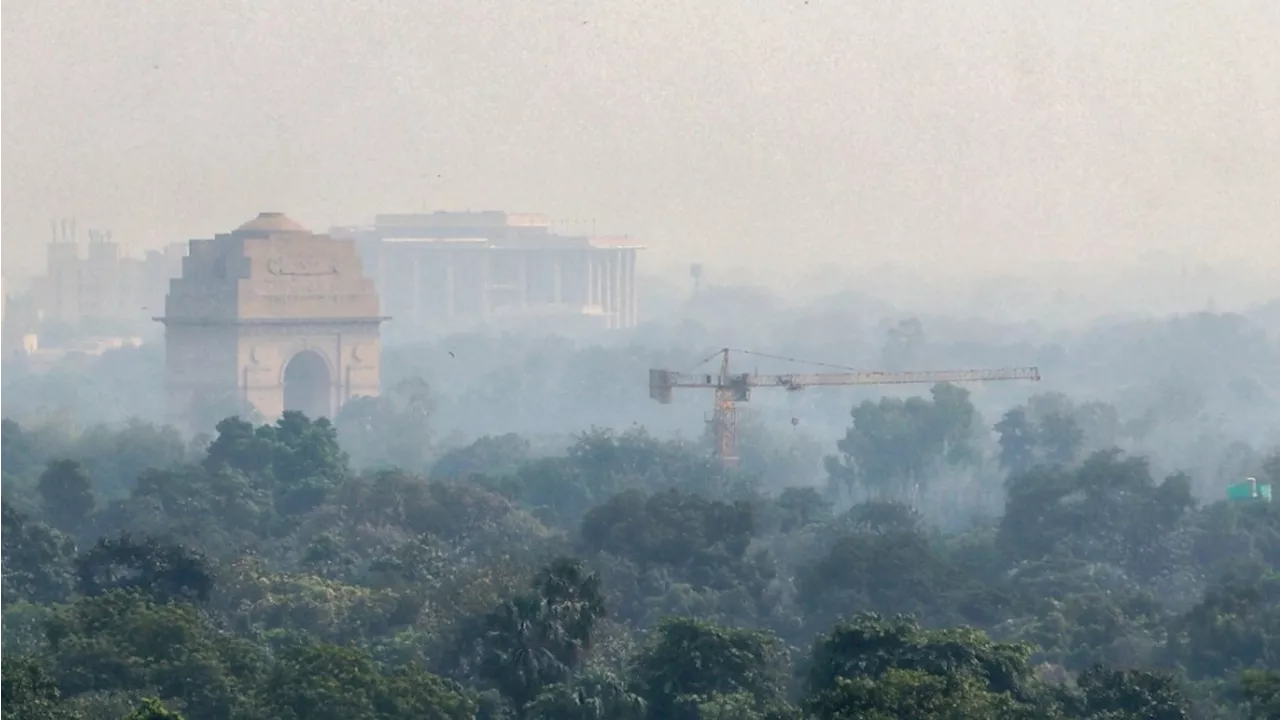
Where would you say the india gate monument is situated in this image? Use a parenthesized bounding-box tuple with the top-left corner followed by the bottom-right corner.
(158, 212, 385, 430)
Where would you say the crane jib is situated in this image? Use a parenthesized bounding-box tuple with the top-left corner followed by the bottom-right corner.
(647, 351, 1041, 467)
(756, 366, 1042, 388)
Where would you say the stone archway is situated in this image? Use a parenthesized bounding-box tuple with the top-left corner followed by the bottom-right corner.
(283, 350, 332, 419)
(159, 213, 385, 433)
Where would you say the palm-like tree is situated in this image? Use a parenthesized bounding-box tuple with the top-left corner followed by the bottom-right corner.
(480, 594, 569, 711)
(535, 557, 606, 665)
(480, 557, 607, 716)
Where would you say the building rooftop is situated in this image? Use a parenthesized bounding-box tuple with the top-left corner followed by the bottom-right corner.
(372, 211, 551, 229)
(333, 211, 645, 250)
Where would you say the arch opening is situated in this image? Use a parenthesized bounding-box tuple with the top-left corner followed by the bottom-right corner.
(283, 350, 332, 420)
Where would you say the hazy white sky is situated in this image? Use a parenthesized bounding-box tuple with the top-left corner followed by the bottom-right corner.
(3, 0, 1278, 294)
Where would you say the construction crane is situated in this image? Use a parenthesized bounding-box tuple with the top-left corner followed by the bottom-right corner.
(649, 348, 1041, 467)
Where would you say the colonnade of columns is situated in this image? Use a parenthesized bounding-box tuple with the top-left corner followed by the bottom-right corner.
(584, 249, 637, 329)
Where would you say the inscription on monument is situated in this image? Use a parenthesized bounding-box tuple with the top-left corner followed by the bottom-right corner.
(267, 256, 340, 277)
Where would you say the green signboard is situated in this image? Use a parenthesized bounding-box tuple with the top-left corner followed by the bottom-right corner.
(1227, 482, 1255, 500)
(1227, 480, 1273, 502)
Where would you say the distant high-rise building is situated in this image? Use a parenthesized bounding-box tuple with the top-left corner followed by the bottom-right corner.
(331, 211, 643, 337)
(32, 229, 187, 334)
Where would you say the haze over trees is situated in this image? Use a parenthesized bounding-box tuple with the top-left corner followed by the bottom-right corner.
(3, 286, 1280, 719)
(6, 1, 1279, 715)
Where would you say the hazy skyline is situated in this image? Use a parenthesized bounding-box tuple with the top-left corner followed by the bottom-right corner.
(4, 0, 1278, 302)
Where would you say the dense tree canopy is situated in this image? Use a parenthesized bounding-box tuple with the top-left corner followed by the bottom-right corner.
(3, 366, 1278, 719)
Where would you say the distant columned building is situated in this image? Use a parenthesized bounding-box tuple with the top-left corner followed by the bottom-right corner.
(330, 212, 643, 335)
(157, 213, 385, 430)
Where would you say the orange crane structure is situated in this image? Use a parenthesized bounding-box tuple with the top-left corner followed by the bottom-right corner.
(649, 348, 1041, 468)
